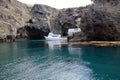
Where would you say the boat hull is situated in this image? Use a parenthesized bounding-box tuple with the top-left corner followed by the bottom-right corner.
(45, 37, 67, 41)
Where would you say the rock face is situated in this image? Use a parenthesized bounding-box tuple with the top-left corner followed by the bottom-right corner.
(17, 25, 50, 40)
(18, 4, 83, 39)
(58, 8, 82, 36)
(80, 0, 120, 41)
(0, 0, 31, 41)
(17, 4, 60, 40)
(1, 0, 120, 42)
(0, 0, 84, 41)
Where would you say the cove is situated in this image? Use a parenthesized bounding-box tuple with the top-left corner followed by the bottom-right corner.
(0, 40, 120, 80)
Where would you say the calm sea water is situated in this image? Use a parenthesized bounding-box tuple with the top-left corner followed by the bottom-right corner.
(0, 40, 120, 80)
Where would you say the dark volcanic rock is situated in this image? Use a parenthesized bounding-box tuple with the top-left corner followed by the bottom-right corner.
(58, 8, 82, 36)
(17, 4, 59, 40)
(31, 4, 60, 33)
(80, 0, 120, 41)
(0, 0, 31, 41)
(18, 4, 83, 39)
(92, 0, 119, 5)
(30, 4, 83, 37)
(1, 0, 120, 42)
(17, 25, 50, 40)
(0, 0, 84, 41)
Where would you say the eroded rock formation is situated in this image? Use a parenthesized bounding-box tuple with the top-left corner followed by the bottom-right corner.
(58, 8, 82, 36)
(0, 0, 120, 42)
(0, 0, 31, 41)
(80, 0, 120, 41)
(18, 4, 83, 39)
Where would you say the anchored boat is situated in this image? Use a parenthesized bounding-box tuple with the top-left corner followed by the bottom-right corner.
(44, 33, 67, 41)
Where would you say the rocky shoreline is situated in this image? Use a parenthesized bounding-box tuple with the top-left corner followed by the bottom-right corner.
(0, 0, 120, 45)
(56, 41, 120, 47)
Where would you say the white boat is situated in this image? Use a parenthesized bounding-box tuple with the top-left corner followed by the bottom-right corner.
(44, 33, 67, 41)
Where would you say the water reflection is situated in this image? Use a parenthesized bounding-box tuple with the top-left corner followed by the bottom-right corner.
(45, 40, 66, 50)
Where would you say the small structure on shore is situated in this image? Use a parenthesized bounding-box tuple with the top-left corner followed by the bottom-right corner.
(68, 28, 81, 36)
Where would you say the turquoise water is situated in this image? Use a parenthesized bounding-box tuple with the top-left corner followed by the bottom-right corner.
(0, 40, 120, 80)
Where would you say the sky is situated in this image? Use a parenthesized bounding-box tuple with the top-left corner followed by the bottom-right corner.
(18, 0, 93, 9)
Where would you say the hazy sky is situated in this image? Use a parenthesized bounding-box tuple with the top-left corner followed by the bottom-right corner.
(18, 0, 93, 9)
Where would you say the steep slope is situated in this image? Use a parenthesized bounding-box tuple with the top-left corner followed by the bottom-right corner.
(0, 0, 83, 41)
(58, 7, 82, 36)
(80, 0, 120, 41)
(17, 4, 60, 39)
(0, 0, 31, 41)
(18, 4, 83, 39)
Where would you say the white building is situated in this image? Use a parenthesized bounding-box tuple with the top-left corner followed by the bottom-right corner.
(68, 28, 81, 36)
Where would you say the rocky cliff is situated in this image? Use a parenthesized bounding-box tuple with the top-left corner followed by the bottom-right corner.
(17, 4, 60, 39)
(17, 4, 83, 40)
(0, 0, 85, 41)
(79, 0, 120, 41)
(58, 7, 82, 36)
(0, 0, 31, 41)
(1, 0, 120, 42)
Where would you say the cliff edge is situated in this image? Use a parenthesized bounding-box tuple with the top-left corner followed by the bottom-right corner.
(0, 0, 31, 41)
(0, 0, 120, 42)
(80, 0, 120, 41)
